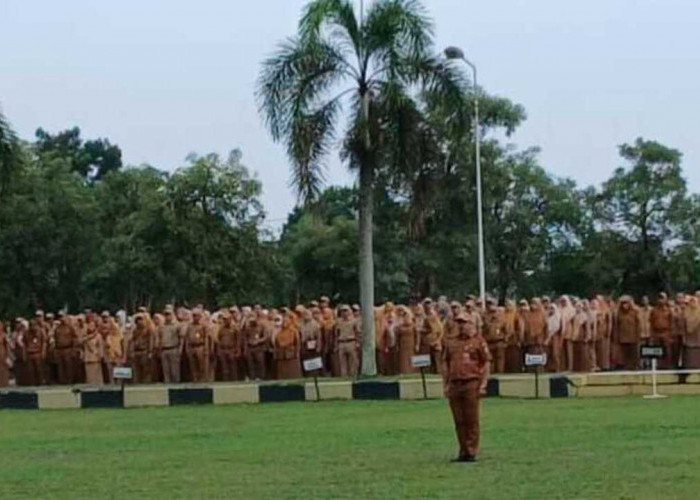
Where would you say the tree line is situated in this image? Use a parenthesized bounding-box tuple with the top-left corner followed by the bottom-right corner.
(0, 111, 697, 320)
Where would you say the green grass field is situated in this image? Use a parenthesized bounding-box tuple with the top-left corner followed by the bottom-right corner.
(1, 397, 699, 499)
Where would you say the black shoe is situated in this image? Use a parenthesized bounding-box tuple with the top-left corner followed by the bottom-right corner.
(450, 456, 467, 463)
(464, 455, 477, 462)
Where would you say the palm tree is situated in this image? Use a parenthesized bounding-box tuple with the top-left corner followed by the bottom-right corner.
(257, 0, 463, 375)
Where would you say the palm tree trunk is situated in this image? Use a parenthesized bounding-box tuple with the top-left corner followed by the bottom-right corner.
(359, 159, 376, 376)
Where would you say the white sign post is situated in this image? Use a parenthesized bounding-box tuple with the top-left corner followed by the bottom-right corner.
(411, 355, 432, 399)
(112, 366, 132, 395)
(112, 366, 133, 380)
(640, 346, 667, 399)
(525, 353, 548, 399)
(303, 357, 324, 401)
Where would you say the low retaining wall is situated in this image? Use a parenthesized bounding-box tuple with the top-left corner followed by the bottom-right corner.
(2, 370, 699, 409)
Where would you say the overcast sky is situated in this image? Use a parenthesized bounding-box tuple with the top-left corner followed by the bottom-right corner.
(1, 0, 698, 230)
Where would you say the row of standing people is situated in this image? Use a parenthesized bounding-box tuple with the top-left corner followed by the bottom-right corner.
(2, 291, 698, 386)
(374, 291, 700, 375)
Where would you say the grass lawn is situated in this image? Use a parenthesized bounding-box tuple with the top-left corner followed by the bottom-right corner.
(1, 396, 699, 499)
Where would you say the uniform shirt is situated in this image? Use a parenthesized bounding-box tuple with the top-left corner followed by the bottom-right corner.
(336, 319, 357, 342)
(83, 333, 103, 363)
(300, 319, 322, 352)
(105, 332, 124, 363)
(158, 323, 181, 349)
(217, 324, 240, 351)
(650, 305, 672, 339)
(185, 323, 207, 347)
(420, 313, 443, 349)
(132, 326, 151, 352)
(243, 321, 267, 349)
(54, 324, 76, 349)
(24, 329, 43, 355)
(444, 333, 491, 384)
(482, 309, 505, 343)
(523, 309, 547, 346)
(615, 309, 641, 344)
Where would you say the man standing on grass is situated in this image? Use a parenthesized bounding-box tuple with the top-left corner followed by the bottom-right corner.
(443, 313, 491, 463)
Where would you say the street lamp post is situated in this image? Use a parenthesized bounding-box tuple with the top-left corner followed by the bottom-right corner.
(444, 46, 486, 303)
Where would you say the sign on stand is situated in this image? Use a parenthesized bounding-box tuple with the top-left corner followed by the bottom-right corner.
(640, 345, 667, 399)
(113, 367, 133, 380)
(411, 355, 432, 399)
(525, 353, 547, 367)
(303, 357, 324, 401)
(113, 366, 132, 396)
(525, 353, 547, 399)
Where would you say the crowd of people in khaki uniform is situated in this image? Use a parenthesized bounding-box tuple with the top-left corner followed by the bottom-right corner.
(1, 290, 699, 388)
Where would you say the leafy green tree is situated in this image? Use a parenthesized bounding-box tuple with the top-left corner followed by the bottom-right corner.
(594, 138, 691, 294)
(0, 107, 22, 203)
(35, 126, 122, 181)
(258, 0, 463, 374)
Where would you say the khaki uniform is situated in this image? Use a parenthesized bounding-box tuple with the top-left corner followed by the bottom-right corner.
(54, 323, 77, 384)
(216, 322, 241, 381)
(614, 307, 641, 370)
(443, 323, 490, 460)
(104, 329, 124, 385)
(335, 318, 359, 378)
(300, 318, 323, 376)
(274, 322, 301, 379)
(649, 305, 673, 369)
(23, 327, 45, 386)
(243, 320, 268, 380)
(158, 322, 182, 383)
(482, 308, 505, 373)
(419, 313, 444, 374)
(130, 325, 152, 383)
(185, 322, 208, 383)
(83, 332, 104, 385)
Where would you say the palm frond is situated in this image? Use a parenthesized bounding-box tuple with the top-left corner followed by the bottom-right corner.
(363, 0, 433, 78)
(300, 0, 361, 54)
(287, 98, 340, 202)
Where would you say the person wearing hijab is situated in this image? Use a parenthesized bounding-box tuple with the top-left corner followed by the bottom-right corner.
(373, 302, 393, 376)
(594, 296, 613, 371)
(523, 298, 547, 356)
(682, 295, 700, 368)
(396, 305, 419, 374)
(503, 300, 522, 373)
(482, 298, 506, 373)
(102, 312, 125, 384)
(299, 307, 323, 376)
(545, 302, 562, 372)
(83, 319, 105, 385)
(583, 299, 599, 371)
(273, 311, 302, 379)
(557, 296, 576, 372)
(418, 298, 444, 374)
(650, 292, 674, 369)
(613, 296, 642, 370)
(571, 300, 589, 372)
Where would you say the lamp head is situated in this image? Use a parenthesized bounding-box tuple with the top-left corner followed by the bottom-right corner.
(444, 46, 465, 60)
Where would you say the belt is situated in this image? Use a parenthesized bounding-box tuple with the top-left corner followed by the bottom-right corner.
(339, 338, 356, 343)
(161, 345, 179, 350)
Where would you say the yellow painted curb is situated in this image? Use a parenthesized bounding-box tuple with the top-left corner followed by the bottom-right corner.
(213, 383, 259, 404)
